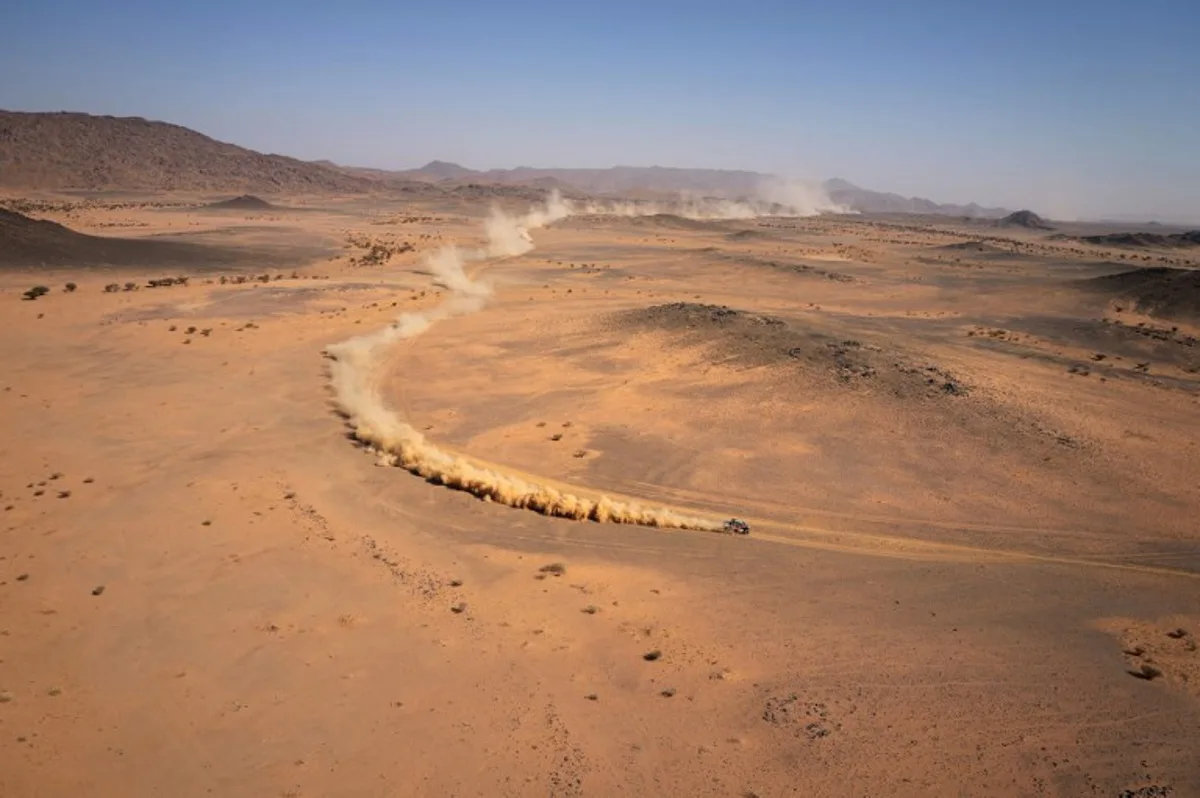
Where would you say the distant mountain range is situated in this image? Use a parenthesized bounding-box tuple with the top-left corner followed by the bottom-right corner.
(821, 178, 1009, 218)
(2, 110, 1009, 217)
(330, 160, 1011, 217)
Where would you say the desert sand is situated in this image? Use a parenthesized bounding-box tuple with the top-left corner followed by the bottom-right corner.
(2, 192, 1199, 797)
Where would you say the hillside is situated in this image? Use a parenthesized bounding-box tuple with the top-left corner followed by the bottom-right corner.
(0, 111, 378, 194)
(0, 207, 238, 268)
(1080, 230, 1200, 248)
(996, 210, 1053, 230)
(1085, 266, 1200, 324)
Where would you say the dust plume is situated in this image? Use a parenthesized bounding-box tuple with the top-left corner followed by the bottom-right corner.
(566, 179, 848, 219)
(755, 177, 854, 216)
(325, 192, 723, 532)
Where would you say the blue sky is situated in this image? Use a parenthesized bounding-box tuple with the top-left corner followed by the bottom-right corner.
(2, 0, 1198, 220)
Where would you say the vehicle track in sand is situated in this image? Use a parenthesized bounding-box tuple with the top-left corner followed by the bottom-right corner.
(341, 215, 1200, 580)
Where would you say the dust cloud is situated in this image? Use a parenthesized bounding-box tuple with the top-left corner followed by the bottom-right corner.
(570, 179, 849, 219)
(325, 193, 724, 531)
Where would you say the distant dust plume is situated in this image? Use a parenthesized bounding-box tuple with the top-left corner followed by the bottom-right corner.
(325, 192, 723, 531)
(570, 179, 849, 219)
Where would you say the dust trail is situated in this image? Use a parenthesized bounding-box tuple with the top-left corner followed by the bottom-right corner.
(325, 192, 724, 532)
(571, 177, 850, 219)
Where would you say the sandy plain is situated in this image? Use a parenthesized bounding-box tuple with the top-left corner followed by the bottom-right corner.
(1, 194, 1199, 797)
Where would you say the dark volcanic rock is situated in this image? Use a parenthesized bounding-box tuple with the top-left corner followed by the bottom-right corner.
(1084, 267, 1200, 324)
(618, 303, 967, 397)
(996, 210, 1053, 230)
(204, 194, 274, 211)
(1081, 230, 1200, 248)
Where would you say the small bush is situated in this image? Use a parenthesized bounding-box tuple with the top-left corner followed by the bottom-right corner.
(104, 283, 120, 293)
(64, 282, 77, 293)
(123, 282, 137, 292)
(22, 285, 50, 301)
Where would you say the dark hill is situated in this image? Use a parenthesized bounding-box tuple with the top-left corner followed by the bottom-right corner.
(203, 195, 275, 210)
(1081, 231, 1200, 248)
(1, 208, 251, 269)
(997, 210, 1053, 230)
(0, 110, 376, 194)
(1083, 267, 1200, 324)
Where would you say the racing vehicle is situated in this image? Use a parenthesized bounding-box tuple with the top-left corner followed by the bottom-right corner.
(723, 518, 751, 535)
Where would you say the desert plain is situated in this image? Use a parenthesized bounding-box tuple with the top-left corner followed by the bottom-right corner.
(1, 190, 1199, 797)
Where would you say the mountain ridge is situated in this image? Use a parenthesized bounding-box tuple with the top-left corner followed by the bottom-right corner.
(342, 160, 1010, 217)
(0, 110, 377, 194)
(3, 109, 1009, 216)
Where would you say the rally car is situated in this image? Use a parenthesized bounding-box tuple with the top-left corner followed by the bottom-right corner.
(723, 518, 751, 535)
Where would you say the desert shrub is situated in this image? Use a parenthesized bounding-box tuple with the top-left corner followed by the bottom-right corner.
(22, 285, 50, 301)
(104, 283, 120, 293)
(123, 282, 137, 292)
(64, 282, 77, 293)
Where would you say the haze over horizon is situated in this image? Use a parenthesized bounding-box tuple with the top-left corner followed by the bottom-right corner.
(2, 0, 1198, 221)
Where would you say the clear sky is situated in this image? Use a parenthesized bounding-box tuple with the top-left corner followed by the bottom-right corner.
(2, 0, 1198, 220)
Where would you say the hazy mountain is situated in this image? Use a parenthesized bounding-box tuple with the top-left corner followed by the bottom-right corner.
(383, 162, 765, 199)
(372, 163, 1011, 217)
(822, 178, 1009, 218)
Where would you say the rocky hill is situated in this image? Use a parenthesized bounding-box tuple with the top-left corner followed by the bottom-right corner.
(1080, 230, 1200, 248)
(0, 111, 377, 194)
(996, 210, 1054, 229)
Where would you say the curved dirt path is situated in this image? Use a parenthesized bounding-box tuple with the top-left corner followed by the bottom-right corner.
(329, 201, 1200, 579)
